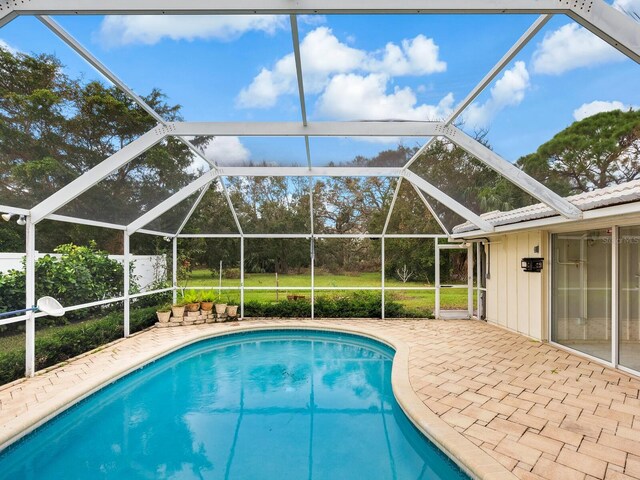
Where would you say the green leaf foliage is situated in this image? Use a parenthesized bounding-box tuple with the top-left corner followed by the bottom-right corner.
(519, 109, 640, 193)
(0, 242, 137, 324)
(243, 292, 428, 319)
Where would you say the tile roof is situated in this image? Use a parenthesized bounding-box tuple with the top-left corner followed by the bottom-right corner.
(452, 179, 640, 234)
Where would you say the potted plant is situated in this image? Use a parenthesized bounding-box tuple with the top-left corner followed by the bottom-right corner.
(156, 304, 171, 323)
(171, 303, 185, 318)
(226, 304, 239, 319)
(200, 290, 214, 312)
(225, 295, 238, 320)
(214, 296, 227, 316)
(183, 290, 201, 312)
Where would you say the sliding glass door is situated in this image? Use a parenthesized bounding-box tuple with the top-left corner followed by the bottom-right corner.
(551, 229, 612, 362)
(619, 226, 640, 371)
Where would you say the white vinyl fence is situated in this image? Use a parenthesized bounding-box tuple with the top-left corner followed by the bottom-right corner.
(0, 253, 167, 291)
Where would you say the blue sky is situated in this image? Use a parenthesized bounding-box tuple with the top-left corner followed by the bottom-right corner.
(0, 7, 638, 168)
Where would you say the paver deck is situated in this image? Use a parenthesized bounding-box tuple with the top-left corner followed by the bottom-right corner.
(1, 319, 639, 480)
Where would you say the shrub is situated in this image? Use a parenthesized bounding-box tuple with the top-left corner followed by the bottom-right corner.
(0, 242, 138, 327)
(0, 306, 159, 385)
(242, 292, 429, 318)
(244, 299, 311, 317)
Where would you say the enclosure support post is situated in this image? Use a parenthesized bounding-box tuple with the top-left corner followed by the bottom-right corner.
(381, 237, 385, 319)
(172, 238, 177, 305)
(476, 242, 482, 319)
(310, 239, 315, 320)
(435, 238, 440, 319)
(612, 226, 619, 368)
(124, 232, 130, 337)
(468, 244, 474, 318)
(25, 217, 36, 377)
(241, 236, 245, 319)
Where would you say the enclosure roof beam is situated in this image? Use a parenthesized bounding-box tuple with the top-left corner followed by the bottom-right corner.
(0, 10, 18, 29)
(174, 183, 210, 237)
(37, 14, 231, 177)
(217, 167, 402, 177)
(290, 15, 308, 129)
(0, 205, 30, 216)
(403, 14, 552, 172)
(5, 1, 639, 59)
(403, 170, 494, 232)
(169, 121, 443, 137)
(175, 140, 244, 233)
(127, 171, 217, 235)
(37, 15, 230, 179)
(568, 2, 640, 64)
(445, 14, 553, 125)
(0, 0, 599, 14)
(443, 125, 583, 219)
(30, 127, 166, 224)
(46, 214, 126, 231)
(409, 182, 450, 236)
(38, 15, 167, 125)
(382, 177, 403, 236)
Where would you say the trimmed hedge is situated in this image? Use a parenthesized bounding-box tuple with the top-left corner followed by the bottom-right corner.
(244, 292, 430, 318)
(0, 306, 158, 385)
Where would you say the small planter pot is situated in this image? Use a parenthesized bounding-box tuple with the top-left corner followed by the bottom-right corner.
(156, 311, 171, 323)
(226, 305, 238, 318)
(214, 303, 227, 315)
(185, 302, 200, 312)
(171, 305, 185, 318)
(201, 301, 214, 312)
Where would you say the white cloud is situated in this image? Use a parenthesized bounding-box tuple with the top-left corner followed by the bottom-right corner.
(573, 100, 637, 120)
(298, 15, 327, 26)
(464, 61, 530, 128)
(237, 27, 365, 107)
(532, 23, 625, 75)
(96, 15, 286, 47)
(365, 35, 446, 76)
(0, 39, 18, 54)
(202, 136, 251, 166)
(316, 73, 454, 121)
(237, 27, 447, 109)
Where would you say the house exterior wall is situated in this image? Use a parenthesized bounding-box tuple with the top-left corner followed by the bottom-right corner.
(485, 231, 548, 340)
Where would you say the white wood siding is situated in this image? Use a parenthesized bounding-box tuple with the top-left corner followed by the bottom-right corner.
(485, 231, 547, 340)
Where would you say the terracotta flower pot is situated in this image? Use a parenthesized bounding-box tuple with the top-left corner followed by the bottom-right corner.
(226, 305, 238, 317)
(201, 301, 214, 311)
(156, 311, 171, 323)
(185, 302, 200, 312)
(215, 303, 227, 315)
(171, 305, 185, 317)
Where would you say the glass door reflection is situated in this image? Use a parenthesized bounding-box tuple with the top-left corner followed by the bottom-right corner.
(619, 226, 640, 371)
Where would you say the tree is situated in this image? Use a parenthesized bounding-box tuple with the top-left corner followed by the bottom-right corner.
(519, 109, 640, 193)
(0, 46, 199, 253)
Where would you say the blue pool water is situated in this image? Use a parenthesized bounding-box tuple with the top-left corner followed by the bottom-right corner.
(0, 330, 468, 479)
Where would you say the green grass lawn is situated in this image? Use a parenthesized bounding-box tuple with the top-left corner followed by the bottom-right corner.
(181, 269, 475, 313)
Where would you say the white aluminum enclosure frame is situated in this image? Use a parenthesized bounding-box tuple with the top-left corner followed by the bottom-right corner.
(1, 1, 639, 376)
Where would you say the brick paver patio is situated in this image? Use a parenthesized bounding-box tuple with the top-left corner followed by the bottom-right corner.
(1, 319, 639, 480)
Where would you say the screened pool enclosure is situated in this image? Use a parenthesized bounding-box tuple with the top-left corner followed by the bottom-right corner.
(1, 1, 639, 377)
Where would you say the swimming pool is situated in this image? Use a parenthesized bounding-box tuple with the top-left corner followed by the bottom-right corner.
(0, 330, 468, 479)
